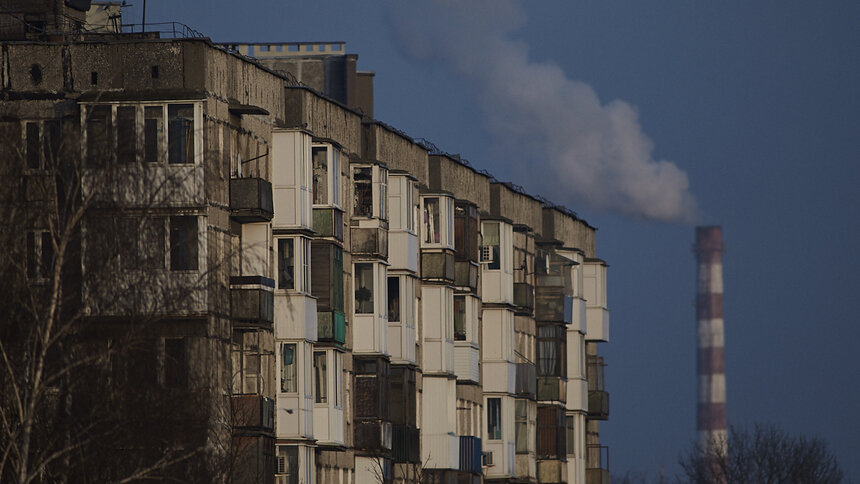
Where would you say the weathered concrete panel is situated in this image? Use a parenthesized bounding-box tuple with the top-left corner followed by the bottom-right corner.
(428, 154, 491, 211)
(362, 122, 427, 185)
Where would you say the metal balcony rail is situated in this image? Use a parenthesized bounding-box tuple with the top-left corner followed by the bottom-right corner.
(586, 355, 606, 392)
(586, 444, 610, 471)
(120, 22, 205, 39)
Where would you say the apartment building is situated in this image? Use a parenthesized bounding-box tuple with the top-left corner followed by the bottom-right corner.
(0, 5, 610, 483)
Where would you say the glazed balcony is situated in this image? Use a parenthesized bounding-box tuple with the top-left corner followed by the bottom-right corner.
(232, 394, 275, 432)
(313, 207, 344, 241)
(422, 250, 455, 283)
(230, 177, 273, 223)
(535, 286, 573, 324)
(586, 356, 609, 420)
(230, 276, 275, 327)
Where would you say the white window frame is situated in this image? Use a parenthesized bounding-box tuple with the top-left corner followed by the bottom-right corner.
(352, 163, 388, 220)
(276, 236, 311, 293)
(312, 143, 341, 208)
(420, 194, 455, 249)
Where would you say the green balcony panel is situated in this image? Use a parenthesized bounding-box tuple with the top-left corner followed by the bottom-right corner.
(318, 310, 346, 344)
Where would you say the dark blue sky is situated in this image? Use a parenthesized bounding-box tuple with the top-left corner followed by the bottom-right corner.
(137, 1, 860, 479)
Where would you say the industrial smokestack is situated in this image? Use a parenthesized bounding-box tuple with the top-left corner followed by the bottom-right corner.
(694, 226, 727, 453)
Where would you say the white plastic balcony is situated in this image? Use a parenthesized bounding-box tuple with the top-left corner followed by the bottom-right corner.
(276, 341, 314, 441)
(388, 274, 418, 365)
(481, 307, 516, 394)
(584, 260, 610, 342)
(274, 294, 317, 343)
(421, 285, 455, 375)
(272, 129, 312, 231)
(421, 378, 459, 470)
(481, 220, 514, 305)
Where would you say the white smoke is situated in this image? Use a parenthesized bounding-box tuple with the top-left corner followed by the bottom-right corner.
(388, 0, 698, 224)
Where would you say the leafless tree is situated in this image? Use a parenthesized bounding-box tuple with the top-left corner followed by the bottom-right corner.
(0, 104, 232, 482)
(678, 423, 844, 484)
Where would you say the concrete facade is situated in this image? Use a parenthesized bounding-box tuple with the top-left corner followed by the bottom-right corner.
(0, 6, 612, 483)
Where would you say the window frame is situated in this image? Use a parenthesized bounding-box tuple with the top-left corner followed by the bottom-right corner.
(277, 236, 311, 293)
(312, 143, 341, 208)
(169, 215, 199, 272)
(351, 163, 388, 220)
(487, 397, 502, 440)
(280, 343, 298, 394)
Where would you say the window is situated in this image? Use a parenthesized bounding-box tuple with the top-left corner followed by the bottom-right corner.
(515, 400, 528, 453)
(483, 222, 501, 270)
(169, 216, 198, 271)
(26, 122, 40, 169)
(231, 330, 265, 395)
(278, 239, 295, 289)
(454, 295, 466, 341)
(280, 343, 297, 393)
(167, 104, 194, 164)
(423, 197, 440, 244)
(388, 277, 400, 322)
(86, 105, 111, 166)
(354, 263, 374, 314)
(163, 338, 187, 388)
(537, 325, 566, 377)
(277, 238, 310, 292)
(276, 445, 298, 484)
(26, 231, 53, 280)
(314, 351, 327, 404)
(537, 406, 566, 458)
(488, 398, 502, 440)
(566, 416, 575, 456)
(405, 179, 413, 232)
(144, 106, 163, 163)
(454, 203, 478, 261)
(116, 106, 137, 163)
(313, 145, 340, 207)
(353, 166, 373, 217)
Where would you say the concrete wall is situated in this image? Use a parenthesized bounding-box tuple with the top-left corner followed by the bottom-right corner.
(362, 121, 428, 185)
(491, 183, 544, 234)
(542, 208, 596, 257)
(428, 154, 492, 210)
(283, 87, 362, 157)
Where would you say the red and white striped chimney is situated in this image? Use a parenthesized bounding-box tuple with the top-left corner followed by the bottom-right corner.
(694, 226, 727, 452)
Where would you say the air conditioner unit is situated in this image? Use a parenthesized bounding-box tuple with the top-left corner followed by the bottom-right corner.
(479, 246, 495, 264)
(482, 450, 494, 466)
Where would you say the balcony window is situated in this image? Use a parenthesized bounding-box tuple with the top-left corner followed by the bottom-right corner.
(421, 195, 454, 249)
(352, 164, 388, 219)
(169, 216, 198, 271)
(353, 167, 373, 217)
(86, 105, 111, 166)
(388, 175, 415, 232)
(311, 242, 344, 312)
(454, 202, 478, 261)
(116, 105, 137, 163)
(537, 405, 566, 459)
(280, 343, 297, 393)
(515, 399, 528, 453)
(537, 325, 566, 377)
(483, 222, 500, 270)
(487, 398, 502, 440)
(566, 416, 575, 456)
(231, 330, 268, 395)
(277, 237, 310, 292)
(314, 351, 327, 404)
(23, 120, 61, 170)
(276, 446, 298, 484)
(423, 197, 440, 244)
(312, 144, 340, 207)
(144, 106, 163, 163)
(454, 295, 466, 341)
(167, 104, 194, 164)
(388, 276, 400, 322)
(354, 262, 375, 314)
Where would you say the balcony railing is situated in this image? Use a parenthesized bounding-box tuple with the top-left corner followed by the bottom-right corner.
(514, 282, 534, 312)
(313, 207, 344, 241)
(586, 445, 610, 484)
(454, 260, 479, 292)
(232, 394, 274, 432)
(230, 276, 275, 327)
(537, 376, 567, 403)
(421, 250, 455, 283)
(515, 362, 537, 397)
(459, 435, 483, 474)
(317, 310, 346, 345)
(393, 425, 421, 463)
(351, 226, 388, 258)
(535, 286, 572, 324)
(230, 178, 273, 222)
(586, 356, 609, 420)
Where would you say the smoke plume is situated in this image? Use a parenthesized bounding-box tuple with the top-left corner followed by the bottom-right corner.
(388, 0, 698, 224)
